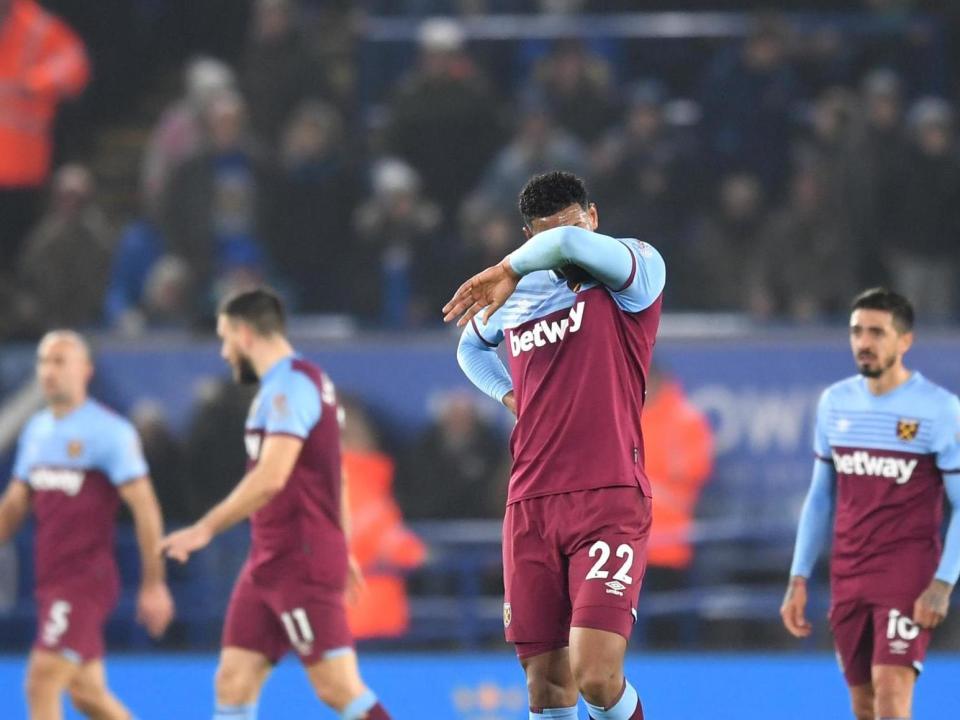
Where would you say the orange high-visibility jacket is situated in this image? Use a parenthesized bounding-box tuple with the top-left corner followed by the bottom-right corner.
(0, 0, 90, 187)
(642, 380, 714, 570)
(343, 450, 427, 639)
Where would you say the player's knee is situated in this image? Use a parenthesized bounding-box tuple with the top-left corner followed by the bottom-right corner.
(312, 675, 364, 710)
(572, 665, 621, 707)
(215, 663, 259, 706)
(850, 695, 873, 720)
(68, 681, 107, 715)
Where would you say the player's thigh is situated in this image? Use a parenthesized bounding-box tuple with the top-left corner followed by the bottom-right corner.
(304, 649, 366, 711)
(67, 660, 127, 716)
(568, 626, 627, 697)
(829, 600, 874, 688)
(215, 647, 272, 706)
(34, 590, 112, 664)
(871, 664, 916, 716)
(25, 649, 79, 697)
(566, 488, 651, 641)
(502, 499, 571, 646)
(870, 601, 930, 677)
(519, 647, 578, 709)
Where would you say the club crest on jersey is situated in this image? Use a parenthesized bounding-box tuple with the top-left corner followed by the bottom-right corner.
(503, 602, 512, 628)
(896, 419, 920, 442)
(67, 440, 83, 458)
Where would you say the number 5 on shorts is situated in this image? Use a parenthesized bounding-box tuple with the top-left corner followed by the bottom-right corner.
(585, 540, 634, 584)
(42, 600, 72, 646)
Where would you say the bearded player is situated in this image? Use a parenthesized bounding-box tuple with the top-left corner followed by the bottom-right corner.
(0, 330, 174, 720)
(160, 288, 390, 720)
(444, 171, 665, 720)
(782, 288, 960, 720)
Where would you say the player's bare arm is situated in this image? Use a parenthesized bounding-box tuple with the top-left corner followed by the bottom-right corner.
(780, 576, 813, 638)
(161, 434, 303, 563)
(119, 476, 175, 637)
(0, 480, 30, 543)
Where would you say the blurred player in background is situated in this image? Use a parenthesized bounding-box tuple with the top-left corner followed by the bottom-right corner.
(445, 171, 665, 720)
(782, 288, 960, 720)
(160, 288, 391, 720)
(0, 330, 173, 720)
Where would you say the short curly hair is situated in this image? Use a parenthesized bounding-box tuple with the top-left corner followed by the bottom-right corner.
(518, 171, 589, 227)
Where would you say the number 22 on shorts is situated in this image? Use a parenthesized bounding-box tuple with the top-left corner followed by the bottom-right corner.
(586, 540, 634, 596)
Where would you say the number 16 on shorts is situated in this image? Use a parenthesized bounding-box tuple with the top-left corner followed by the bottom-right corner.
(586, 540, 635, 597)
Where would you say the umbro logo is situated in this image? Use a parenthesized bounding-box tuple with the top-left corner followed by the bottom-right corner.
(889, 640, 910, 655)
(605, 580, 626, 596)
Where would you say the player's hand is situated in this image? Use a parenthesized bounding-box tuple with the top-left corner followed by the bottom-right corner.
(160, 522, 213, 564)
(345, 553, 365, 606)
(502, 391, 517, 416)
(443, 258, 521, 327)
(780, 576, 812, 638)
(913, 579, 952, 629)
(137, 582, 174, 638)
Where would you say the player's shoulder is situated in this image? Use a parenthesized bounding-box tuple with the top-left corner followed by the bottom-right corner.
(84, 400, 136, 435)
(19, 408, 51, 440)
(266, 356, 323, 398)
(911, 373, 960, 412)
(819, 376, 863, 407)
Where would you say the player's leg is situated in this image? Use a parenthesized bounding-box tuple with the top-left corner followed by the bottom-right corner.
(503, 498, 578, 719)
(25, 649, 79, 720)
(848, 684, 875, 720)
(67, 659, 132, 719)
(304, 649, 390, 719)
(871, 665, 915, 720)
(566, 488, 651, 720)
(213, 648, 272, 719)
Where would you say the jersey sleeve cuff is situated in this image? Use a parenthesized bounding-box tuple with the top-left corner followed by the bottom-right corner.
(612, 241, 638, 292)
(471, 318, 498, 348)
(264, 430, 308, 441)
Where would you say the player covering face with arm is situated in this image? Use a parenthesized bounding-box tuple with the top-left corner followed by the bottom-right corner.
(782, 288, 960, 720)
(161, 288, 389, 720)
(447, 172, 665, 720)
(0, 330, 173, 720)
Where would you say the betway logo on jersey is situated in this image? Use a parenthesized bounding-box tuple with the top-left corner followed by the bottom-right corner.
(831, 450, 918, 485)
(509, 302, 585, 357)
(29, 467, 85, 496)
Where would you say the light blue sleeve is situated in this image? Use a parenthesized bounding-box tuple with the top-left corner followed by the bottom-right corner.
(102, 421, 149, 486)
(933, 393, 960, 472)
(935, 475, 960, 585)
(789, 460, 836, 578)
(262, 371, 322, 438)
(457, 320, 512, 405)
(813, 390, 832, 460)
(507, 225, 665, 312)
(12, 421, 35, 481)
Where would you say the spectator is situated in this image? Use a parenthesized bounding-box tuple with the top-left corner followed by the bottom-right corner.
(0, 0, 90, 264)
(523, 38, 619, 143)
(591, 81, 692, 247)
(642, 365, 713, 586)
(267, 100, 359, 312)
(753, 161, 857, 321)
(384, 17, 505, 216)
(141, 57, 237, 209)
(340, 398, 426, 639)
(352, 158, 443, 326)
(160, 89, 273, 307)
(16, 164, 113, 334)
(888, 97, 960, 320)
(130, 400, 189, 524)
(471, 94, 587, 214)
(700, 13, 798, 195)
(398, 391, 508, 520)
(683, 173, 767, 313)
(241, 0, 330, 148)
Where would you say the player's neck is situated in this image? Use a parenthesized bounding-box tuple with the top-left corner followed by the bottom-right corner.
(865, 364, 912, 396)
(251, 339, 295, 379)
(48, 395, 87, 419)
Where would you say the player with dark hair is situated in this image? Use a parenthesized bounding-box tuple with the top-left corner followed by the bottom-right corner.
(0, 330, 173, 720)
(445, 171, 665, 720)
(161, 288, 390, 720)
(782, 288, 960, 720)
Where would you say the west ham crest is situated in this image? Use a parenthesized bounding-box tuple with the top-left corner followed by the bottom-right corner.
(503, 602, 512, 628)
(896, 419, 920, 442)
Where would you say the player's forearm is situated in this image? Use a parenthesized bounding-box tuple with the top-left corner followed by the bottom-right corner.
(0, 483, 30, 543)
(130, 496, 166, 586)
(199, 468, 283, 536)
(788, 462, 836, 579)
(508, 225, 632, 289)
(934, 475, 960, 585)
(457, 327, 513, 404)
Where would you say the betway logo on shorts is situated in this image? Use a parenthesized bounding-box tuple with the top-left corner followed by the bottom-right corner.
(831, 450, 918, 485)
(509, 302, 585, 357)
(29, 467, 85, 496)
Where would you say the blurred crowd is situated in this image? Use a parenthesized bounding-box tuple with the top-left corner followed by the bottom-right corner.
(2, 0, 959, 342)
